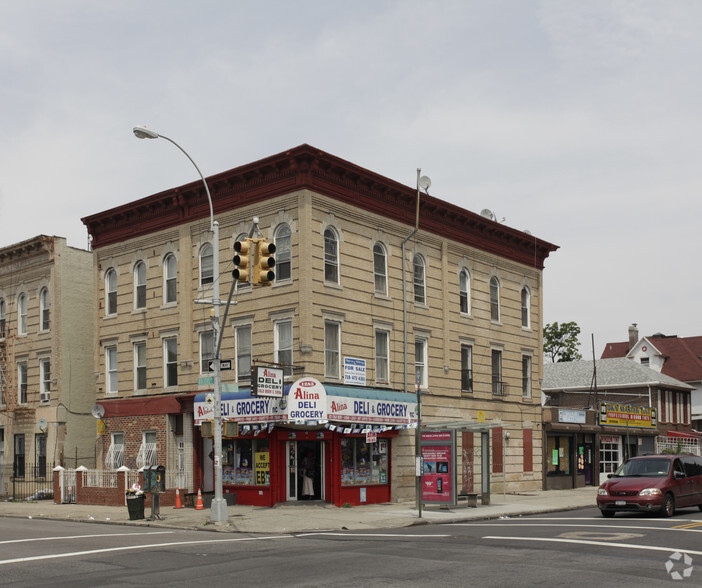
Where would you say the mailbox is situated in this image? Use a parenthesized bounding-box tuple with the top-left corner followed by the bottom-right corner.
(142, 465, 166, 494)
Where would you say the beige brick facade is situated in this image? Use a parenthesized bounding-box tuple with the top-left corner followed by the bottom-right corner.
(84, 145, 557, 500)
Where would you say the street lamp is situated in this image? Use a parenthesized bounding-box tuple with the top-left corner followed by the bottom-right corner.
(133, 125, 228, 523)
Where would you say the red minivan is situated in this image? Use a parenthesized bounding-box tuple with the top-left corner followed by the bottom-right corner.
(597, 454, 702, 518)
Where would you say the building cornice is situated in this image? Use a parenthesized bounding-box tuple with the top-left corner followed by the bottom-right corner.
(82, 144, 558, 268)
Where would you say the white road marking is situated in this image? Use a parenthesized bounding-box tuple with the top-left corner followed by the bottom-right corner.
(454, 523, 702, 533)
(483, 535, 702, 556)
(0, 535, 293, 566)
(0, 531, 176, 545)
(296, 532, 450, 538)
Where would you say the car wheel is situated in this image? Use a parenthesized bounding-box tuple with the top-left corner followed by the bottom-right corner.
(661, 493, 675, 518)
(601, 510, 615, 518)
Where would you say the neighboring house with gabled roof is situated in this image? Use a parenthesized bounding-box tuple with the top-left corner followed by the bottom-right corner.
(542, 357, 694, 488)
(602, 324, 702, 432)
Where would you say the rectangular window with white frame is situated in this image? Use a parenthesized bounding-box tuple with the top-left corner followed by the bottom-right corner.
(105, 432, 124, 469)
(18, 362, 28, 405)
(137, 431, 157, 468)
(324, 320, 341, 379)
(106, 346, 118, 394)
(163, 337, 178, 387)
(275, 320, 293, 378)
(415, 337, 428, 389)
(375, 329, 390, 385)
(134, 341, 146, 391)
(492, 349, 503, 396)
(461, 344, 472, 393)
(522, 354, 532, 398)
(40, 358, 51, 404)
(200, 331, 214, 374)
(236, 325, 252, 382)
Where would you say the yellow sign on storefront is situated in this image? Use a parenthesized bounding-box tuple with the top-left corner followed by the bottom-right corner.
(599, 402, 656, 428)
(255, 452, 270, 485)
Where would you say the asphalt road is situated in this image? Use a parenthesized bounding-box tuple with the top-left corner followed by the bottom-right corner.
(1, 506, 701, 587)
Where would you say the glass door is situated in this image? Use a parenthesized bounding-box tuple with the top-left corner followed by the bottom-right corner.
(286, 440, 324, 501)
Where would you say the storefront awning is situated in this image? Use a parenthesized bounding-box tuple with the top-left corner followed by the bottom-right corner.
(194, 384, 417, 428)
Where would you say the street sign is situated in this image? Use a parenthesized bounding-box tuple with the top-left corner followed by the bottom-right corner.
(208, 359, 232, 371)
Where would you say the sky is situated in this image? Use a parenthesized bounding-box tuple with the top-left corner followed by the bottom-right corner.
(1, 0, 701, 356)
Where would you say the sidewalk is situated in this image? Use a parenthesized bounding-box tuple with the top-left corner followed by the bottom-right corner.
(0, 487, 597, 534)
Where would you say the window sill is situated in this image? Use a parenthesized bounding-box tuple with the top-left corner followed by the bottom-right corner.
(324, 281, 343, 291)
(160, 302, 178, 310)
(132, 308, 147, 315)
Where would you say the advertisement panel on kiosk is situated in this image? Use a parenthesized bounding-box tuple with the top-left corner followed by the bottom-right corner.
(420, 430, 456, 505)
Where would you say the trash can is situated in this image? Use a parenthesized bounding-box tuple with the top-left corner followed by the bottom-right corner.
(126, 493, 145, 520)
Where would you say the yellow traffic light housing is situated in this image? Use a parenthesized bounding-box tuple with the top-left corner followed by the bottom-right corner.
(233, 239, 251, 283)
(254, 240, 276, 285)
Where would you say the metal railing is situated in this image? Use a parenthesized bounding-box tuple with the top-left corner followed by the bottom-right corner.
(1, 462, 54, 501)
(83, 469, 118, 488)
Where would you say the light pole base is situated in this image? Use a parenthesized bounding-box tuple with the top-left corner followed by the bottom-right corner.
(209, 498, 229, 523)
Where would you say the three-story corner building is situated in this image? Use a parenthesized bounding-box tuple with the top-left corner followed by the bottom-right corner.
(0, 236, 95, 498)
(82, 144, 558, 507)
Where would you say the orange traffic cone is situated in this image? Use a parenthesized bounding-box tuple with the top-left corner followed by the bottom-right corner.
(174, 488, 183, 509)
(195, 488, 205, 510)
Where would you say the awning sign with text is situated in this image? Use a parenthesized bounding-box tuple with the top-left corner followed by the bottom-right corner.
(599, 402, 657, 429)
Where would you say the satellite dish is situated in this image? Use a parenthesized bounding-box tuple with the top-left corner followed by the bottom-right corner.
(91, 404, 105, 419)
(480, 209, 496, 221)
(418, 175, 431, 191)
(37, 418, 48, 432)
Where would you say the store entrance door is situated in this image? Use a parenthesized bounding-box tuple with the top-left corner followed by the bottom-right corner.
(286, 440, 324, 501)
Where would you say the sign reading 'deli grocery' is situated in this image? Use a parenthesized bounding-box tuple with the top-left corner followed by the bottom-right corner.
(252, 366, 284, 398)
(287, 378, 327, 421)
(599, 402, 657, 428)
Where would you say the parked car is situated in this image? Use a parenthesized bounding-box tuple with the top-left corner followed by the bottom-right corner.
(597, 454, 702, 518)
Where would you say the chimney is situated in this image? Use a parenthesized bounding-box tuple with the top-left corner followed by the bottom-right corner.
(628, 323, 639, 350)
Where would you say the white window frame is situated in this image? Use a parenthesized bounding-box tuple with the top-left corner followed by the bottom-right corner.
(17, 293, 27, 335)
(105, 268, 117, 316)
(461, 344, 473, 393)
(490, 276, 500, 323)
(134, 261, 146, 310)
(235, 325, 252, 382)
(375, 329, 390, 385)
(492, 348, 503, 396)
(17, 362, 28, 405)
(163, 253, 177, 304)
(39, 287, 50, 331)
(163, 337, 178, 388)
(40, 358, 51, 404)
(200, 331, 215, 375)
(413, 255, 426, 305)
(521, 287, 531, 329)
(373, 243, 388, 295)
(459, 270, 470, 315)
(200, 243, 214, 286)
(324, 320, 341, 379)
(522, 354, 532, 398)
(106, 345, 118, 394)
(324, 228, 339, 284)
(134, 341, 147, 391)
(415, 337, 428, 389)
(274, 224, 292, 282)
(106, 432, 125, 470)
(137, 431, 157, 468)
(274, 319, 293, 378)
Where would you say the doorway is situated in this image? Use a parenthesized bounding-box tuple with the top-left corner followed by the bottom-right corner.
(286, 440, 323, 501)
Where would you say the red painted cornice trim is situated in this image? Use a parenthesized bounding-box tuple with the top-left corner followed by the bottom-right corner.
(82, 144, 558, 268)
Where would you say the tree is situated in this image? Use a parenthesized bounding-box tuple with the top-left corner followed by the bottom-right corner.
(544, 321, 582, 363)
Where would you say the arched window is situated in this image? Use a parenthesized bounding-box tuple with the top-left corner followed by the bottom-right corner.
(413, 254, 425, 305)
(200, 243, 213, 286)
(17, 293, 27, 334)
(521, 287, 531, 329)
(274, 224, 292, 281)
(0, 298, 6, 338)
(105, 268, 117, 316)
(490, 276, 500, 322)
(163, 254, 177, 304)
(134, 262, 146, 309)
(373, 243, 387, 295)
(324, 228, 339, 284)
(40, 287, 50, 331)
(459, 270, 470, 314)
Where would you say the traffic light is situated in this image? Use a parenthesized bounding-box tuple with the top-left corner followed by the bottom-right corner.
(254, 240, 276, 285)
(233, 239, 251, 283)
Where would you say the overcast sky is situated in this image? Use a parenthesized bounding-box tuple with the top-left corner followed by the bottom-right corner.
(1, 1, 700, 355)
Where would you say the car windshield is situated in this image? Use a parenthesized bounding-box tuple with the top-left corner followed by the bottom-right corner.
(613, 458, 670, 477)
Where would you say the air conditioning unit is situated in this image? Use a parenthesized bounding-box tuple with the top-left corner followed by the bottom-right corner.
(201, 420, 214, 438)
(223, 422, 239, 438)
(40, 391, 50, 404)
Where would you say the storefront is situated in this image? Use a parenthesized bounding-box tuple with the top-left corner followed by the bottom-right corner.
(193, 378, 417, 507)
